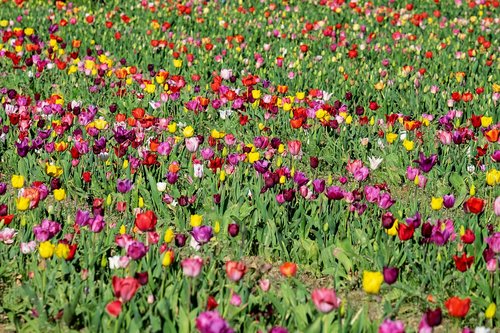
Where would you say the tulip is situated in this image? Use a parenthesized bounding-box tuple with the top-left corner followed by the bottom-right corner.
(190, 214, 203, 227)
(311, 288, 341, 313)
(11, 175, 24, 189)
(225, 261, 247, 282)
(192, 226, 213, 245)
(39, 241, 54, 258)
(362, 271, 384, 294)
(280, 262, 297, 277)
(445, 296, 470, 318)
(486, 233, 500, 253)
(53, 188, 66, 201)
(378, 319, 405, 333)
(195, 311, 233, 333)
(112, 276, 140, 302)
(425, 307, 442, 327)
(16, 197, 30, 211)
(464, 197, 485, 214)
(181, 257, 203, 277)
(431, 197, 444, 210)
(382, 267, 399, 285)
(485, 303, 496, 319)
(135, 210, 157, 232)
(494, 196, 500, 216)
(443, 194, 455, 208)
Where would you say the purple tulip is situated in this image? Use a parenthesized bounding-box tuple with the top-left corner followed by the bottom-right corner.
(414, 152, 438, 173)
(312, 179, 325, 193)
(75, 209, 91, 227)
(293, 171, 308, 186)
(192, 226, 213, 245)
(377, 193, 395, 209)
(201, 148, 214, 160)
(127, 241, 148, 260)
(117, 179, 133, 193)
(0, 182, 7, 195)
(405, 211, 421, 228)
(364, 185, 380, 203)
(443, 194, 455, 208)
(325, 186, 344, 200)
(195, 311, 234, 333)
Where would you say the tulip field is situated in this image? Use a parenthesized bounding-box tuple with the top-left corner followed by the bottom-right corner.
(0, 0, 499, 332)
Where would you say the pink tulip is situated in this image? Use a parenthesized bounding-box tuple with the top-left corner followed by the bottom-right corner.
(181, 257, 203, 277)
(311, 288, 341, 313)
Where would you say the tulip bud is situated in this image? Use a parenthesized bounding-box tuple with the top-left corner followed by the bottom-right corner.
(228, 223, 239, 237)
(382, 266, 399, 285)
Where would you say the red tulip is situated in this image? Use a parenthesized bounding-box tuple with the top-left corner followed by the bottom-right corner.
(460, 229, 475, 244)
(464, 197, 485, 214)
(280, 262, 298, 277)
(453, 253, 474, 272)
(225, 261, 247, 282)
(445, 296, 470, 318)
(112, 276, 140, 302)
(398, 223, 414, 241)
(106, 300, 122, 317)
(135, 210, 158, 232)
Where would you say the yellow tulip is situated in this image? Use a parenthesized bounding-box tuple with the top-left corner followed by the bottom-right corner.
(54, 243, 70, 259)
(213, 221, 220, 234)
(386, 133, 398, 144)
(485, 303, 496, 319)
(16, 197, 30, 211)
(362, 271, 384, 294)
(481, 116, 493, 128)
(402, 139, 414, 151)
(164, 228, 175, 243)
(190, 214, 203, 227)
(247, 152, 260, 164)
(168, 122, 177, 133)
(45, 163, 63, 178)
(162, 250, 174, 267)
(251, 90, 261, 99)
(53, 188, 66, 201)
(173, 59, 182, 68)
(39, 241, 55, 259)
(11, 175, 24, 189)
(386, 219, 399, 236)
(183, 126, 194, 138)
(219, 170, 226, 182)
(431, 197, 444, 210)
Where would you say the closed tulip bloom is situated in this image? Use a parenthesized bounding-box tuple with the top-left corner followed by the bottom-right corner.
(382, 267, 399, 285)
(443, 194, 455, 208)
(431, 197, 444, 210)
(11, 175, 24, 188)
(362, 271, 384, 294)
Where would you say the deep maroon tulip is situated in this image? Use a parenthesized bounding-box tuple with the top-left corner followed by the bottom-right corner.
(381, 212, 395, 229)
(421, 222, 433, 238)
(175, 234, 187, 247)
(310, 156, 319, 169)
(228, 223, 239, 237)
(134, 271, 149, 286)
(383, 266, 399, 284)
(425, 308, 442, 327)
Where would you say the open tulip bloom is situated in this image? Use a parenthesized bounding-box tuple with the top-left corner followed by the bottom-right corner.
(0, 0, 499, 332)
